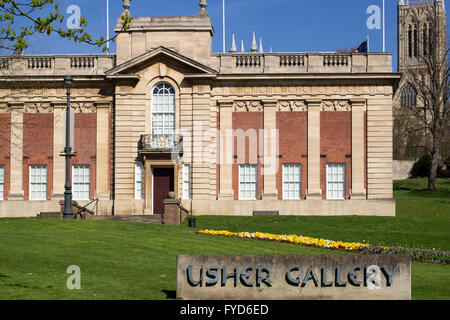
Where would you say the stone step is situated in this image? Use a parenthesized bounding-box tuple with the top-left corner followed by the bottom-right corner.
(253, 211, 279, 216)
(89, 215, 163, 224)
(38, 212, 61, 218)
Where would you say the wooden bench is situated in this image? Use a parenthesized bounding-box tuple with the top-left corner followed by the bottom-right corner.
(252, 211, 279, 216)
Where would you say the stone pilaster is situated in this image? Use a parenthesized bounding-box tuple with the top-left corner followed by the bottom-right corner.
(217, 100, 234, 200)
(51, 103, 65, 200)
(351, 99, 366, 199)
(8, 102, 24, 200)
(144, 158, 153, 214)
(306, 99, 322, 199)
(262, 100, 278, 200)
(95, 102, 111, 200)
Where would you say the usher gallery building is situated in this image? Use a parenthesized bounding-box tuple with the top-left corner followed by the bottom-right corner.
(0, 1, 401, 217)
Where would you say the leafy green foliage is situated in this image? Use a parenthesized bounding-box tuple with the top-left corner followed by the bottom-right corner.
(410, 154, 433, 178)
(0, 0, 131, 52)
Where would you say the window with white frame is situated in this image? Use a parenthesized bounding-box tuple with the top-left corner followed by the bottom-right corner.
(326, 164, 345, 200)
(0, 165, 4, 200)
(282, 164, 301, 200)
(239, 164, 257, 200)
(29, 165, 47, 200)
(72, 165, 90, 200)
(135, 163, 143, 200)
(152, 83, 175, 137)
(182, 163, 190, 200)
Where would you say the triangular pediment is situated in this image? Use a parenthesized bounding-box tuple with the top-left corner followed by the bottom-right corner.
(105, 46, 217, 77)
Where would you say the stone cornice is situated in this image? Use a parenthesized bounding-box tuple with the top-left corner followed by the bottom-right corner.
(216, 99, 234, 107)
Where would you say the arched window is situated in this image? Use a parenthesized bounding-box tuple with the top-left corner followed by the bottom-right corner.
(423, 23, 428, 57)
(408, 24, 413, 58)
(151, 82, 175, 137)
(413, 24, 418, 57)
(428, 24, 433, 55)
(401, 83, 417, 108)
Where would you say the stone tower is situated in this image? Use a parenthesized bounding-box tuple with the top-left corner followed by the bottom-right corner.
(394, 0, 447, 159)
(397, 0, 447, 74)
(115, 0, 215, 66)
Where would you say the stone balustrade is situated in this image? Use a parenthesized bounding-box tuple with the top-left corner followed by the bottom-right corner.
(214, 52, 392, 74)
(235, 54, 263, 68)
(0, 54, 116, 76)
(0, 51, 392, 76)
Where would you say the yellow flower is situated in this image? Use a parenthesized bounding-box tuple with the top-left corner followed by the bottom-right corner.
(198, 229, 375, 252)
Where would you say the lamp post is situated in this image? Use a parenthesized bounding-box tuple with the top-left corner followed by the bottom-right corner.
(63, 75, 74, 219)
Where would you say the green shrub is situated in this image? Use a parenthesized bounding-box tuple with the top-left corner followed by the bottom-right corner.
(409, 154, 450, 178)
(409, 154, 431, 178)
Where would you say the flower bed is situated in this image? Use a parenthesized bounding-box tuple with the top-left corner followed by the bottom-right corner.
(197, 230, 449, 265)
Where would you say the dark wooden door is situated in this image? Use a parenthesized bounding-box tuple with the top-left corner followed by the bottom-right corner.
(153, 168, 174, 215)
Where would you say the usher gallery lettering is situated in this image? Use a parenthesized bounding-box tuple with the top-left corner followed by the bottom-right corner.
(186, 264, 399, 288)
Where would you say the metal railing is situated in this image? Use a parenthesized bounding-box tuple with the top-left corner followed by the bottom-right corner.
(138, 134, 183, 152)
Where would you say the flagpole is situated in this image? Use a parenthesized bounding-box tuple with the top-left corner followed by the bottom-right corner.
(223, 0, 226, 53)
(107, 0, 110, 53)
(382, 0, 385, 52)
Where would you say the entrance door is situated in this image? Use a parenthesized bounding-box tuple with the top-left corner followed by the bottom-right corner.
(153, 168, 174, 215)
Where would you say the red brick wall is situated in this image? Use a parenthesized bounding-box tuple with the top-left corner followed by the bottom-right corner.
(320, 112, 352, 199)
(73, 113, 97, 200)
(0, 114, 11, 199)
(23, 113, 53, 200)
(277, 112, 308, 199)
(232, 112, 263, 200)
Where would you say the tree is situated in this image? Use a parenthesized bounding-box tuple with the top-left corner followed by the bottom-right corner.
(401, 3, 449, 191)
(0, 0, 131, 53)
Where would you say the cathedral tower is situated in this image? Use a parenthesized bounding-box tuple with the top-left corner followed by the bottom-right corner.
(397, 0, 447, 74)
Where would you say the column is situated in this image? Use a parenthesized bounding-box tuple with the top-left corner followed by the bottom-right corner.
(262, 100, 278, 200)
(144, 158, 153, 214)
(8, 102, 24, 200)
(217, 100, 234, 200)
(351, 99, 366, 199)
(95, 102, 111, 200)
(306, 99, 322, 199)
(51, 103, 65, 199)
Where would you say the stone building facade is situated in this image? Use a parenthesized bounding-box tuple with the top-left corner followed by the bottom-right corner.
(0, 1, 401, 217)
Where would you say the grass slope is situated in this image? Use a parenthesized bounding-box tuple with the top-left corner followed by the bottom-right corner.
(0, 178, 448, 300)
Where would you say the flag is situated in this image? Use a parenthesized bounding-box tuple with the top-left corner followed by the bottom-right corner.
(356, 40, 368, 53)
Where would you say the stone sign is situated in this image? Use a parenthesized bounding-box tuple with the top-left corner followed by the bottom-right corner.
(176, 254, 411, 300)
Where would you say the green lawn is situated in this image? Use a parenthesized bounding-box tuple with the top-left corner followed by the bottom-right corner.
(0, 178, 448, 300)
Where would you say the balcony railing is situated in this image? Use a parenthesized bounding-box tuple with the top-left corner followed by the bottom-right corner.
(138, 134, 183, 153)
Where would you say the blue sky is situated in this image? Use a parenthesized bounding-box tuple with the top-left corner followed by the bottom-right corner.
(24, 0, 450, 71)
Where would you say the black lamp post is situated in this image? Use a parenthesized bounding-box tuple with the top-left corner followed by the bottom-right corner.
(63, 75, 74, 219)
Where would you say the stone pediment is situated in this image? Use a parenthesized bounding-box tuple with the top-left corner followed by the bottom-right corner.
(105, 46, 217, 78)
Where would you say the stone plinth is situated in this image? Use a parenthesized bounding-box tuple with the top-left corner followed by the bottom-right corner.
(177, 254, 411, 300)
(163, 196, 189, 226)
